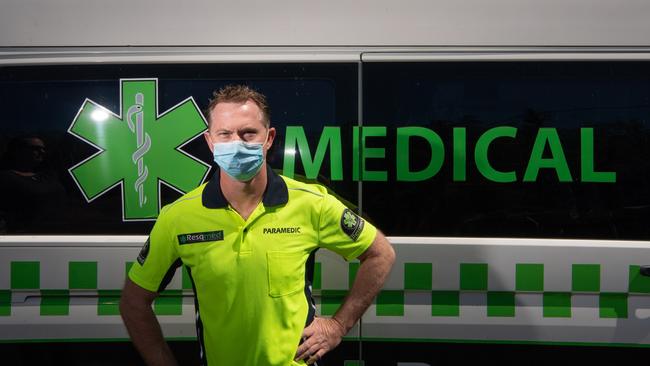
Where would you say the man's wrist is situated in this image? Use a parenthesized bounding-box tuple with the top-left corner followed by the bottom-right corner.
(331, 315, 351, 336)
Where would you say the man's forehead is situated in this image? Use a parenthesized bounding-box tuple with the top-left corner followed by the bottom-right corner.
(209, 100, 265, 129)
(26, 138, 45, 147)
(212, 100, 260, 116)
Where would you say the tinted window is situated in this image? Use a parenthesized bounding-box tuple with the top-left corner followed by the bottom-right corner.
(0, 63, 358, 234)
(362, 61, 650, 239)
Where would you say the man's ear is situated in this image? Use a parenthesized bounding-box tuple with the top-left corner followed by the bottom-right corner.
(265, 127, 276, 150)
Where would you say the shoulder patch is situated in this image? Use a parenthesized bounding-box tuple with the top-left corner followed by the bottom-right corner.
(137, 238, 150, 265)
(340, 208, 365, 241)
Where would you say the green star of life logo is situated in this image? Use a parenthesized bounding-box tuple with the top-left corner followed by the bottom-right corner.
(68, 79, 210, 221)
(343, 210, 357, 228)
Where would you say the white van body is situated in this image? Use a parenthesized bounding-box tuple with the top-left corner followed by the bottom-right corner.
(2, 1, 650, 364)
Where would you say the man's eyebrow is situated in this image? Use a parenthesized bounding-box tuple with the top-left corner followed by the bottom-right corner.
(239, 127, 260, 133)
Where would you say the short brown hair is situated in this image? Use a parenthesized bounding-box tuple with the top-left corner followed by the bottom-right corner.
(205, 84, 270, 127)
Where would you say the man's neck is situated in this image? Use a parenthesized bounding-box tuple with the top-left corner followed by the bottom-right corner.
(219, 165, 267, 220)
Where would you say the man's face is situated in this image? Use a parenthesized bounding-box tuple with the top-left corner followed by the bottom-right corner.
(15, 137, 46, 172)
(204, 100, 275, 158)
(27, 138, 46, 164)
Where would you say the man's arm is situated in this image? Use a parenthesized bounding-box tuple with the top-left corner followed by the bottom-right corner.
(119, 278, 179, 366)
(295, 231, 395, 364)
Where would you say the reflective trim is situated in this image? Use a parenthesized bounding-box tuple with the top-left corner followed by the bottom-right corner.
(304, 250, 318, 327)
(185, 266, 207, 366)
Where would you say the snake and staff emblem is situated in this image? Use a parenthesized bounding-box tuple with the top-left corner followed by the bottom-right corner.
(126, 93, 152, 207)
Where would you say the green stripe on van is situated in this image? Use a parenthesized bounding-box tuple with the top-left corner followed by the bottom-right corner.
(0, 261, 646, 319)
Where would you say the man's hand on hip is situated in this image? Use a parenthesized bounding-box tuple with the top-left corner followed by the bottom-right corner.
(294, 316, 346, 364)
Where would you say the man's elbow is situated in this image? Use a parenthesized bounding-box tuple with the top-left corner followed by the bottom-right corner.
(371, 234, 395, 269)
(385, 240, 396, 266)
(383, 238, 396, 268)
(359, 232, 395, 270)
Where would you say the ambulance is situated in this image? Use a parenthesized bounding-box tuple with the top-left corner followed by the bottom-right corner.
(2, 1, 650, 364)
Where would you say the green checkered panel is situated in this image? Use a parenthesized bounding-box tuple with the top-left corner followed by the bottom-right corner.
(376, 290, 404, 316)
(405, 263, 432, 290)
(313, 262, 322, 290)
(460, 263, 487, 291)
(362, 262, 638, 319)
(0, 290, 11, 316)
(1, 260, 647, 320)
(543, 292, 571, 318)
(98, 290, 121, 316)
(3, 260, 190, 317)
(516, 264, 544, 292)
(629, 265, 650, 293)
(69, 262, 98, 289)
(487, 292, 515, 317)
(11, 261, 40, 289)
(600, 293, 628, 318)
(41, 290, 69, 316)
(573, 264, 600, 292)
(155, 290, 183, 316)
(431, 291, 459, 317)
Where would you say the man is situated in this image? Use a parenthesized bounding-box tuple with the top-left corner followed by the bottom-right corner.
(0, 136, 65, 233)
(120, 85, 395, 366)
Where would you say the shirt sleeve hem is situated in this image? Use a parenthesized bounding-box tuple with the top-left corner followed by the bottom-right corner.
(343, 225, 377, 261)
(128, 270, 160, 293)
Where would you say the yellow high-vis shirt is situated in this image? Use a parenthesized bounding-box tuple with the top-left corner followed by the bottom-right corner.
(129, 166, 377, 366)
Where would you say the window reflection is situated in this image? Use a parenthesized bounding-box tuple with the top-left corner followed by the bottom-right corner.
(363, 61, 650, 240)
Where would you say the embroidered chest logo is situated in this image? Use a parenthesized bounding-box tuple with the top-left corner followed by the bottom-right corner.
(263, 227, 302, 234)
(341, 208, 364, 241)
(178, 230, 224, 244)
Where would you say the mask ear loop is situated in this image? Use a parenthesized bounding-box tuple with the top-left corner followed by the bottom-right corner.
(261, 128, 270, 150)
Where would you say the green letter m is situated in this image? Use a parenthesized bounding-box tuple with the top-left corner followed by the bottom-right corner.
(282, 126, 343, 180)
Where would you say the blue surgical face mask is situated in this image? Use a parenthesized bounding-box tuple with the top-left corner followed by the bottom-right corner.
(212, 136, 266, 182)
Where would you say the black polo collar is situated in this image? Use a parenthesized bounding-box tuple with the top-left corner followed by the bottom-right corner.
(202, 164, 289, 209)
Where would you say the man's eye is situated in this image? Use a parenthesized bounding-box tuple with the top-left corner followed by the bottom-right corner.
(242, 132, 257, 140)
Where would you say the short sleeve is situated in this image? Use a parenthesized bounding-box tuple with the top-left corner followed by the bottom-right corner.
(318, 193, 377, 261)
(128, 206, 180, 292)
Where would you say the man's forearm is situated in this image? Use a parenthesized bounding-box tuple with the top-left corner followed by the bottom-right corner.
(120, 281, 178, 366)
(333, 235, 395, 332)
